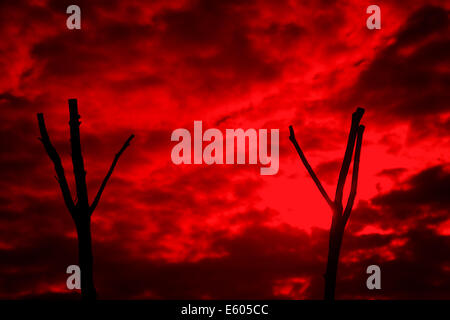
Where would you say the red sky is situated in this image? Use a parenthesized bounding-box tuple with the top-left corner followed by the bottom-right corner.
(0, 0, 449, 299)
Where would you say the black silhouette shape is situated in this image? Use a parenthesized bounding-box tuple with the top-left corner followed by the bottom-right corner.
(37, 99, 134, 300)
(289, 108, 365, 300)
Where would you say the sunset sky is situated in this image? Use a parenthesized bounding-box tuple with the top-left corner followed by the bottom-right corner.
(0, 0, 449, 299)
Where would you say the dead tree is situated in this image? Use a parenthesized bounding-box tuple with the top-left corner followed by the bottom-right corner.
(37, 99, 134, 300)
(289, 107, 365, 300)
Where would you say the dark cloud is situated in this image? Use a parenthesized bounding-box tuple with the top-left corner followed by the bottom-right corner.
(339, 227, 450, 299)
(87, 220, 328, 299)
(376, 167, 407, 180)
(339, 164, 450, 298)
(373, 164, 450, 213)
(395, 5, 449, 47)
(345, 5, 450, 128)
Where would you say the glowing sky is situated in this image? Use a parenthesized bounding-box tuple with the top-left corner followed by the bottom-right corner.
(0, 0, 449, 299)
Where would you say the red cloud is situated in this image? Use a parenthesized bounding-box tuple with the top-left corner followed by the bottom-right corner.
(0, 0, 449, 299)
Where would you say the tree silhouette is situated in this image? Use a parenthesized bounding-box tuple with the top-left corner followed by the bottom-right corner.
(289, 107, 365, 300)
(37, 99, 134, 300)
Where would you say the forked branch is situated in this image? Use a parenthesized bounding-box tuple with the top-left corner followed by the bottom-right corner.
(289, 125, 334, 209)
(289, 107, 365, 301)
(334, 108, 364, 210)
(37, 99, 134, 300)
(37, 113, 76, 215)
(89, 134, 135, 215)
(343, 125, 364, 225)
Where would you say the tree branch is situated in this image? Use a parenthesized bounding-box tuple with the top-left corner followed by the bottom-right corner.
(37, 113, 76, 216)
(89, 134, 135, 215)
(289, 125, 334, 209)
(343, 125, 364, 225)
(334, 108, 364, 212)
(69, 99, 89, 210)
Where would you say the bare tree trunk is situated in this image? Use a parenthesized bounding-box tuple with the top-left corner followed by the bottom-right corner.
(69, 99, 89, 212)
(289, 107, 365, 300)
(324, 218, 344, 301)
(37, 99, 134, 300)
(68, 99, 97, 300)
(76, 215, 97, 300)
